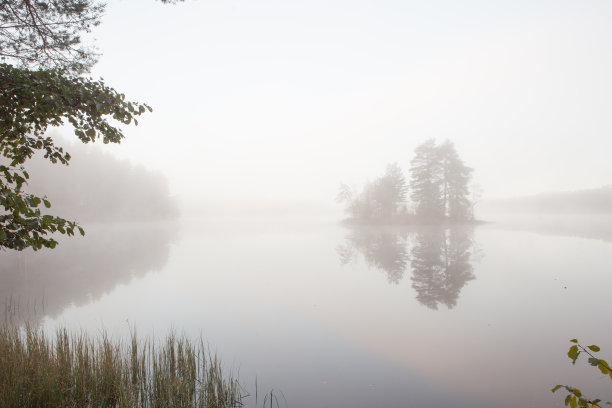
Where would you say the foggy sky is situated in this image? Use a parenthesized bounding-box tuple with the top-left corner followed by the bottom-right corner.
(61, 0, 612, 210)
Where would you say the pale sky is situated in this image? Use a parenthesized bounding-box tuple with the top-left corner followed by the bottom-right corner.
(57, 0, 612, 207)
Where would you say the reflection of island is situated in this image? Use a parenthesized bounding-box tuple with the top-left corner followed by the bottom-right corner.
(337, 227, 409, 284)
(410, 228, 475, 310)
(338, 226, 477, 309)
(0, 222, 179, 324)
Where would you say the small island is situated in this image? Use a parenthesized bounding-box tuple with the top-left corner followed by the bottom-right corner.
(337, 139, 478, 225)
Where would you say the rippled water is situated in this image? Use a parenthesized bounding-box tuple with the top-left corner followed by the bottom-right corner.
(2, 215, 611, 407)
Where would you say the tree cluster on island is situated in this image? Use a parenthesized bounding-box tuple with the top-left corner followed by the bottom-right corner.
(337, 139, 475, 224)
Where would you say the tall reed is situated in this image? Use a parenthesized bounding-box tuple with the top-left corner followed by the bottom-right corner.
(0, 324, 244, 408)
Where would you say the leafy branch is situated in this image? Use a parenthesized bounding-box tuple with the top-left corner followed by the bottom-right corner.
(0, 63, 151, 250)
(552, 339, 612, 408)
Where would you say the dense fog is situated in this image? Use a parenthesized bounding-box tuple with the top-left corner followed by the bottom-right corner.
(3, 2, 612, 408)
(55, 0, 612, 213)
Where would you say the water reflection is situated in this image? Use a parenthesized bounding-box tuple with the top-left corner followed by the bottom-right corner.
(337, 228, 409, 284)
(0, 221, 179, 323)
(338, 226, 478, 309)
(410, 228, 475, 309)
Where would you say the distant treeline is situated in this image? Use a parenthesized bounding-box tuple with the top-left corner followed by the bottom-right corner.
(23, 143, 179, 223)
(483, 186, 612, 215)
(338, 140, 475, 224)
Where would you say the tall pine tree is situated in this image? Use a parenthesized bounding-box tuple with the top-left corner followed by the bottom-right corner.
(409, 139, 444, 219)
(438, 140, 473, 220)
(409, 140, 473, 221)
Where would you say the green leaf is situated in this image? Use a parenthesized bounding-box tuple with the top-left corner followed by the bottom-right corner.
(588, 345, 601, 352)
(552, 385, 563, 393)
(570, 396, 577, 408)
(568, 345, 580, 364)
(43, 199, 51, 208)
(597, 361, 610, 375)
(565, 395, 572, 406)
(571, 339, 579, 343)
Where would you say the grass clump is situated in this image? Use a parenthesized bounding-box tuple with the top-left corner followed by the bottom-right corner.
(0, 324, 243, 408)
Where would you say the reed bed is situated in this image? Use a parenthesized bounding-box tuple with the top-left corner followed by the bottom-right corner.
(0, 324, 244, 408)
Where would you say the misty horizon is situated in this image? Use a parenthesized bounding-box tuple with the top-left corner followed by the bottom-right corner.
(40, 0, 611, 206)
(3, 1, 612, 407)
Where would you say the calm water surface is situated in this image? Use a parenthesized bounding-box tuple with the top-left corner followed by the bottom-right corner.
(2, 215, 612, 407)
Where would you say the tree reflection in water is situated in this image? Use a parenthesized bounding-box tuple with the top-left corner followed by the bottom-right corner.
(0, 144, 180, 323)
(337, 227, 409, 284)
(337, 226, 477, 309)
(410, 228, 475, 309)
(0, 221, 178, 324)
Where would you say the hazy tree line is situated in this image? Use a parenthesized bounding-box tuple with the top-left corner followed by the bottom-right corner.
(338, 140, 474, 223)
(23, 143, 179, 223)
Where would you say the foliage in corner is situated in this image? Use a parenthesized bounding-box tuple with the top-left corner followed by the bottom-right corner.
(0, 63, 151, 250)
(552, 339, 612, 408)
(0, 0, 185, 251)
(0, 0, 105, 74)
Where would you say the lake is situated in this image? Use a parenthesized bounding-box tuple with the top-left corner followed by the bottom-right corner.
(1, 214, 611, 407)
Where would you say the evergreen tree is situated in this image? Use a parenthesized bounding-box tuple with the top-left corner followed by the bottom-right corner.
(409, 139, 473, 221)
(438, 140, 473, 220)
(409, 139, 443, 219)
